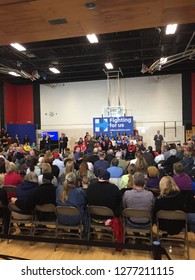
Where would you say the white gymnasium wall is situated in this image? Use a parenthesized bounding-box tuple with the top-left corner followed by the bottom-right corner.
(39, 74, 184, 150)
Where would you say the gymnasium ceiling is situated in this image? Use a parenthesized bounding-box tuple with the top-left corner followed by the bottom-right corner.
(0, 0, 195, 84)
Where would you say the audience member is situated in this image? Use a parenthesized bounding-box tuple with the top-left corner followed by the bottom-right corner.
(105, 149, 115, 164)
(107, 158, 123, 178)
(123, 172, 154, 226)
(161, 149, 179, 176)
(26, 157, 41, 176)
(15, 172, 39, 202)
(12, 173, 56, 216)
(119, 163, 136, 190)
(180, 150, 194, 173)
(56, 172, 88, 236)
(153, 176, 186, 235)
(115, 151, 127, 174)
(4, 162, 22, 187)
(81, 175, 90, 191)
(127, 141, 136, 160)
(52, 152, 65, 177)
(38, 163, 58, 187)
(173, 162, 192, 191)
(146, 166, 160, 189)
(175, 145, 184, 161)
(93, 152, 110, 176)
(134, 151, 148, 177)
(0, 175, 10, 233)
(76, 161, 95, 187)
(141, 146, 155, 167)
(87, 169, 122, 217)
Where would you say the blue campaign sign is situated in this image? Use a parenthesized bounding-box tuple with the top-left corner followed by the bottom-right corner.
(93, 116, 134, 136)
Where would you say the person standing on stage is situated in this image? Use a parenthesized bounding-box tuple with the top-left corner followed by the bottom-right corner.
(43, 133, 51, 151)
(154, 130, 164, 154)
(59, 133, 68, 154)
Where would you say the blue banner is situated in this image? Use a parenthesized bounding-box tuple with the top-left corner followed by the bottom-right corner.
(93, 116, 134, 136)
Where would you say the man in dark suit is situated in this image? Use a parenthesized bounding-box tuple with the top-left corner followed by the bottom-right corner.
(154, 130, 164, 154)
(59, 133, 68, 154)
(43, 133, 51, 150)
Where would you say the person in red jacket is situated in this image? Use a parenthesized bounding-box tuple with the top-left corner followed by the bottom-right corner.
(4, 162, 22, 187)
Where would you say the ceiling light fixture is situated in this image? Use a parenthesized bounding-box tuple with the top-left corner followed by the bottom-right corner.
(86, 34, 98, 43)
(160, 57, 168, 64)
(165, 24, 178, 35)
(10, 43, 26, 51)
(8, 71, 21, 77)
(49, 67, 60, 74)
(105, 62, 113, 69)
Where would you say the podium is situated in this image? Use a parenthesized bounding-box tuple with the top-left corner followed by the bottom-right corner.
(40, 140, 59, 150)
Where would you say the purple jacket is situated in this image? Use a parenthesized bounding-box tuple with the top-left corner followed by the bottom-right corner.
(173, 173, 192, 190)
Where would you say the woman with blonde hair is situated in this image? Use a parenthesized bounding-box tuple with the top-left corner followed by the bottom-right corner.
(153, 176, 186, 235)
(146, 166, 160, 189)
(38, 163, 58, 187)
(58, 159, 76, 184)
(75, 160, 95, 187)
(65, 160, 75, 175)
(56, 172, 88, 235)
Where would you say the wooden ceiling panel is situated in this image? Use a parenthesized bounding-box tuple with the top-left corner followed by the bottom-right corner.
(0, 0, 194, 46)
(0, 0, 194, 85)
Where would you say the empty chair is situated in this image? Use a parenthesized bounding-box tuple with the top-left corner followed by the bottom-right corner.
(88, 205, 115, 246)
(156, 210, 189, 259)
(55, 206, 83, 252)
(33, 204, 56, 237)
(7, 202, 34, 243)
(122, 208, 153, 245)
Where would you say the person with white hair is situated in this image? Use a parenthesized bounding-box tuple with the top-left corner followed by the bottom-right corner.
(87, 147, 99, 165)
(115, 151, 127, 174)
(4, 161, 22, 188)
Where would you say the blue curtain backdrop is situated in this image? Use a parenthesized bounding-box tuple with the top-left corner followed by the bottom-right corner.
(7, 124, 36, 144)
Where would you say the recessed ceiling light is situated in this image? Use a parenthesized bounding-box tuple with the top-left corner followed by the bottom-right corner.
(49, 67, 60, 74)
(86, 34, 98, 43)
(165, 24, 178, 35)
(10, 43, 26, 51)
(105, 62, 113, 69)
(85, 2, 96, 9)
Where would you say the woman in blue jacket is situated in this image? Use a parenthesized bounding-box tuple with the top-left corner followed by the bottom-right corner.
(56, 172, 88, 237)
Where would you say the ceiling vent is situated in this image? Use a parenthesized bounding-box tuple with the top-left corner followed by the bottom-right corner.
(48, 18, 68, 25)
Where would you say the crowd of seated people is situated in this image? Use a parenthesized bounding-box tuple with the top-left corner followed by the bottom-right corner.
(0, 131, 194, 245)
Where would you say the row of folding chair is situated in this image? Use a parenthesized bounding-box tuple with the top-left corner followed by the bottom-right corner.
(4, 203, 190, 259)
(86, 206, 189, 259)
(7, 203, 83, 251)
